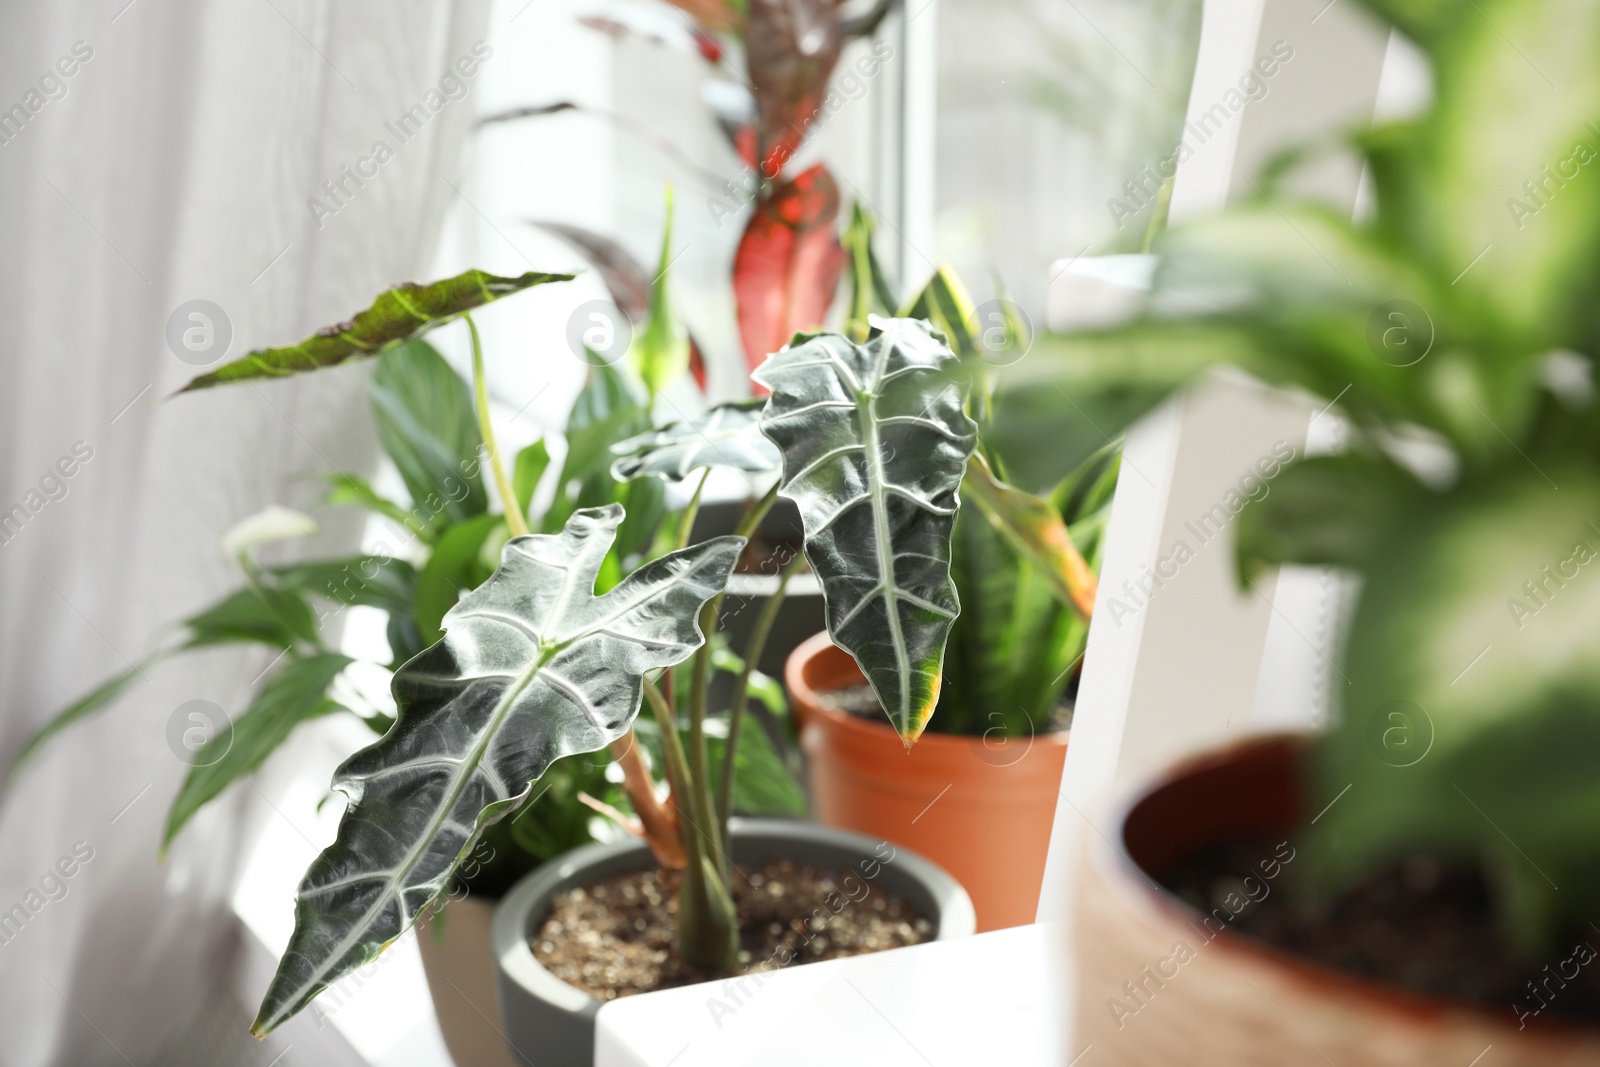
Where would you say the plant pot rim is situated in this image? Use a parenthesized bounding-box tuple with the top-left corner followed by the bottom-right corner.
(493, 815, 976, 1017)
(786, 630, 1071, 750)
(1095, 731, 1600, 1043)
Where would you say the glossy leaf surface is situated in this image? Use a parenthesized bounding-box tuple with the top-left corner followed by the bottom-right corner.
(610, 400, 779, 483)
(179, 270, 573, 391)
(754, 320, 977, 741)
(252, 507, 741, 1033)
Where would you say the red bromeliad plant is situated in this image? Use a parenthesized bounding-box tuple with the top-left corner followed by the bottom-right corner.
(485, 0, 895, 387)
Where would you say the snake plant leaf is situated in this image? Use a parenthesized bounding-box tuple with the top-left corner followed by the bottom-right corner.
(630, 188, 691, 398)
(163, 653, 353, 851)
(962, 453, 1098, 620)
(754, 319, 978, 742)
(899, 267, 979, 360)
(251, 506, 741, 1034)
(610, 400, 780, 483)
(843, 200, 897, 342)
(178, 269, 574, 392)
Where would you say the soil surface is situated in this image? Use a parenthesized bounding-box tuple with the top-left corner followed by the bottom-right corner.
(1160, 836, 1600, 1028)
(531, 859, 934, 1000)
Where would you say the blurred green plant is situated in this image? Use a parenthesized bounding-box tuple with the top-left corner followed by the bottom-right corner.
(1017, 0, 1600, 952)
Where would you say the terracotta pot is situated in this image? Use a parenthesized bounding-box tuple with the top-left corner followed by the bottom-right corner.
(1075, 733, 1600, 1065)
(417, 895, 521, 1067)
(786, 632, 1069, 932)
(493, 817, 975, 1067)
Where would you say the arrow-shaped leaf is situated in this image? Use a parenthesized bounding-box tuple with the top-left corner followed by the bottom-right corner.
(754, 320, 977, 742)
(179, 269, 574, 392)
(251, 506, 741, 1034)
(610, 400, 780, 483)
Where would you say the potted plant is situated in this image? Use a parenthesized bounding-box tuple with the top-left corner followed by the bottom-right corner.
(1031, 0, 1600, 1058)
(9, 241, 809, 1064)
(775, 223, 1112, 930)
(115, 261, 993, 1064)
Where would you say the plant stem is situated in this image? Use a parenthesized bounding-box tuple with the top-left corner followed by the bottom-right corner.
(643, 677, 694, 803)
(717, 551, 804, 833)
(676, 468, 712, 550)
(609, 732, 685, 869)
(466, 314, 529, 538)
(684, 481, 781, 863)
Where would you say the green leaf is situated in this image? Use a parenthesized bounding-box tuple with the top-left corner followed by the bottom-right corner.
(324, 473, 429, 538)
(183, 586, 320, 651)
(843, 200, 896, 341)
(1234, 451, 1414, 582)
(899, 266, 979, 359)
(754, 319, 978, 742)
(710, 717, 806, 816)
(9, 659, 158, 778)
(370, 341, 489, 528)
(163, 654, 353, 850)
(545, 364, 650, 533)
(962, 453, 1097, 619)
(251, 506, 741, 1035)
(178, 269, 574, 391)
(1309, 464, 1600, 945)
(609, 400, 779, 483)
(512, 440, 551, 519)
(629, 187, 690, 398)
(613, 476, 666, 572)
(413, 514, 502, 646)
(272, 557, 420, 619)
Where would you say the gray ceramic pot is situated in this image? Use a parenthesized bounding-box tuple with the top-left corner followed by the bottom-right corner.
(492, 817, 975, 1067)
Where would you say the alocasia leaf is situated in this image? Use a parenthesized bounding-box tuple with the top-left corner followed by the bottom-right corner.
(734, 164, 846, 377)
(754, 319, 978, 741)
(179, 269, 573, 391)
(745, 0, 843, 178)
(610, 400, 780, 483)
(527, 221, 650, 322)
(251, 506, 741, 1034)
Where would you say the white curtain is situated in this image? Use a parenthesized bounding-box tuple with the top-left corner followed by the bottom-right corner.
(0, 2, 487, 1063)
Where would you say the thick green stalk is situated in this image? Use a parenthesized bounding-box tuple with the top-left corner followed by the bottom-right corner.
(684, 483, 780, 861)
(676, 468, 712, 550)
(717, 552, 803, 833)
(466, 314, 529, 538)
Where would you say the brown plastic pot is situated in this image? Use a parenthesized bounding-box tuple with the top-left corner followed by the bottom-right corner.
(1075, 733, 1600, 1064)
(786, 631, 1069, 932)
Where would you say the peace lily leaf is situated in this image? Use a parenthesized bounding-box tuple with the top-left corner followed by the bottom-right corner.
(629, 188, 691, 398)
(324, 473, 429, 538)
(610, 400, 780, 483)
(9, 659, 158, 778)
(371, 341, 489, 528)
(962, 453, 1098, 619)
(413, 514, 502, 646)
(251, 506, 741, 1034)
(178, 269, 574, 391)
(513, 440, 551, 520)
(273, 557, 420, 620)
(184, 586, 321, 651)
(844, 200, 896, 342)
(754, 319, 978, 742)
(164, 654, 353, 851)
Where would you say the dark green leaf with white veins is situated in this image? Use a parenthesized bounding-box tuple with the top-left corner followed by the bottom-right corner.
(179, 269, 574, 391)
(610, 400, 780, 483)
(251, 506, 741, 1034)
(753, 319, 978, 742)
